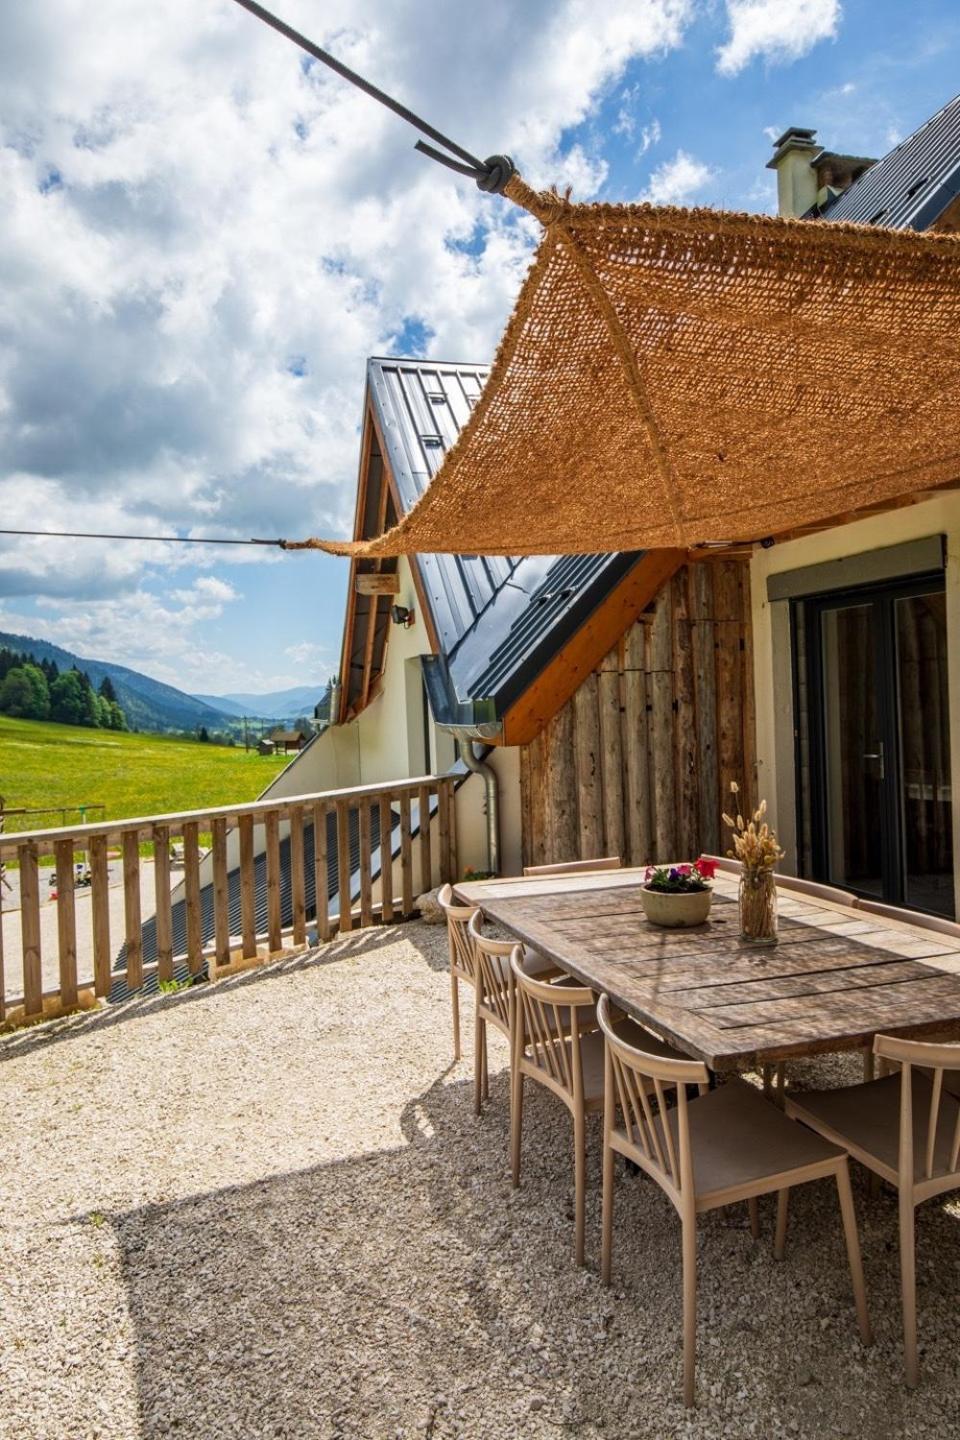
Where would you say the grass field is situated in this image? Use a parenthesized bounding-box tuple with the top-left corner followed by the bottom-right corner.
(0, 715, 290, 838)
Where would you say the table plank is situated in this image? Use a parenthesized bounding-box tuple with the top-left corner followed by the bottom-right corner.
(455, 869, 960, 1069)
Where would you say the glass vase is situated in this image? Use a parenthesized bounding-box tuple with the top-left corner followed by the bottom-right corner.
(739, 869, 778, 945)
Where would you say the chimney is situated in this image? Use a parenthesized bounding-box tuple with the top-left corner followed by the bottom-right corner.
(766, 127, 821, 219)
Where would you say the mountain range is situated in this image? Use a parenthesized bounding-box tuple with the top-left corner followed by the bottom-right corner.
(0, 632, 328, 734)
(193, 685, 329, 719)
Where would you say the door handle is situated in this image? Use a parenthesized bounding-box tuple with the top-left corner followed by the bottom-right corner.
(863, 741, 885, 779)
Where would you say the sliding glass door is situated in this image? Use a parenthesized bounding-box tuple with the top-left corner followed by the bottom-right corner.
(804, 576, 954, 917)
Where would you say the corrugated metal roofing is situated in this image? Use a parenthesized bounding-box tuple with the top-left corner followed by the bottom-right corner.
(368, 358, 520, 655)
(822, 91, 960, 230)
(367, 357, 640, 722)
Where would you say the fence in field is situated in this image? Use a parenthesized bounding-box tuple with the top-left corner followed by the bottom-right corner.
(0, 774, 457, 1024)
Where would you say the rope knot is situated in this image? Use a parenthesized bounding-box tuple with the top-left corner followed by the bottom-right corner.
(476, 154, 516, 195)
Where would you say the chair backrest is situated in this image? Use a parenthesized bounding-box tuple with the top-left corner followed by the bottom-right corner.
(775, 874, 857, 906)
(438, 883, 478, 979)
(510, 948, 596, 1102)
(597, 993, 708, 1202)
(523, 856, 622, 876)
(856, 898, 960, 939)
(468, 909, 516, 1031)
(698, 853, 740, 875)
(874, 1033, 960, 1182)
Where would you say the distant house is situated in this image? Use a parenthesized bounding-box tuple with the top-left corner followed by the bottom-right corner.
(257, 737, 276, 756)
(269, 729, 305, 754)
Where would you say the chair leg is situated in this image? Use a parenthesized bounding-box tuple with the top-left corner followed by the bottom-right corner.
(573, 1106, 586, 1267)
(835, 1162, 872, 1347)
(682, 1215, 697, 1408)
(774, 1188, 789, 1261)
(899, 1188, 919, 1386)
(601, 1137, 614, 1286)
(511, 1071, 524, 1188)
(863, 1046, 875, 1082)
(450, 971, 461, 1062)
(481, 1026, 490, 1101)
(748, 1196, 760, 1240)
(474, 1015, 485, 1117)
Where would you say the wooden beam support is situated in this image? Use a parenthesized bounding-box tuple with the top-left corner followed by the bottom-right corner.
(355, 572, 400, 596)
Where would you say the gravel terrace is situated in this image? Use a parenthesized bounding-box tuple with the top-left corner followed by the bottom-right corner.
(2, 920, 960, 1440)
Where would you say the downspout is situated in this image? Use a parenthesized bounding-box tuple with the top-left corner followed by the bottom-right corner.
(457, 737, 500, 876)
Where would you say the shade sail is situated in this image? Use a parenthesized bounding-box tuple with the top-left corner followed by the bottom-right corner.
(297, 176, 960, 558)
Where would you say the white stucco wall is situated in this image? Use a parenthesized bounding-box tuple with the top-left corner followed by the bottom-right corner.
(749, 493, 960, 907)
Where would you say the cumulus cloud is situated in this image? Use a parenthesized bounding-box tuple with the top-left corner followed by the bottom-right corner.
(717, 0, 841, 76)
(0, 0, 695, 645)
(641, 149, 715, 205)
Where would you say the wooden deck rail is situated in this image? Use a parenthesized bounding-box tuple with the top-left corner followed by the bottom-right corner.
(0, 774, 458, 1025)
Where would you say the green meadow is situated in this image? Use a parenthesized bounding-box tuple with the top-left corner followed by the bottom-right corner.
(0, 715, 289, 838)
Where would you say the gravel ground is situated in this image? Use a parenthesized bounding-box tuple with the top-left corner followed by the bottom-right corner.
(2, 921, 960, 1439)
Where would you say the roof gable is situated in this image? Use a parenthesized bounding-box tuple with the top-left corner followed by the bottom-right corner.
(821, 91, 960, 230)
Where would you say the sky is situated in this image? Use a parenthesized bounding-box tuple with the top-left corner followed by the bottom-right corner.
(1, 0, 959, 698)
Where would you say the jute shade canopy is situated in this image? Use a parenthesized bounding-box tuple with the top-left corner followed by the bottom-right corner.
(292, 176, 960, 558)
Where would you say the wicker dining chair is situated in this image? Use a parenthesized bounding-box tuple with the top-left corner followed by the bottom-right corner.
(786, 1032, 960, 1387)
(597, 994, 871, 1406)
(437, 883, 479, 1063)
(510, 953, 693, 1267)
(523, 856, 622, 876)
(467, 911, 562, 1117)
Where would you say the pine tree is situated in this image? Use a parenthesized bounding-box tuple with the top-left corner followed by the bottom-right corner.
(98, 675, 117, 703)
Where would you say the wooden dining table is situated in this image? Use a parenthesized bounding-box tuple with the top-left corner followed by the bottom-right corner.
(454, 868, 960, 1071)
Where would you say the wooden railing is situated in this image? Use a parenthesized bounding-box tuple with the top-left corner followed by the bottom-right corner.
(0, 774, 457, 1025)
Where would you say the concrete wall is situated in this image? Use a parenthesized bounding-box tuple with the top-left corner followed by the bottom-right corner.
(749, 493, 960, 907)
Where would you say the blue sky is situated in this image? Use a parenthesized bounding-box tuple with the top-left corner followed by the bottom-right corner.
(1, 0, 958, 697)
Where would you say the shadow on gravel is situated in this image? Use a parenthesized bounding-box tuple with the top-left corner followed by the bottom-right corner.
(108, 1064, 960, 1440)
(0, 923, 417, 1064)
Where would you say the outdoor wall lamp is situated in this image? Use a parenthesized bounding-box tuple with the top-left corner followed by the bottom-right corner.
(391, 604, 415, 628)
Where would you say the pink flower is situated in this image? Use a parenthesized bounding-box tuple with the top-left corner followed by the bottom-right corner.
(676, 863, 692, 875)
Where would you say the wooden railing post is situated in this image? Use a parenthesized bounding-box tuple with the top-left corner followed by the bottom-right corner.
(123, 831, 143, 991)
(418, 784, 432, 895)
(19, 843, 42, 1018)
(289, 806, 306, 947)
(89, 835, 112, 998)
(359, 801, 373, 927)
(265, 810, 282, 953)
(212, 817, 231, 969)
(336, 801, 351, 934)
(399, 793, 413, 918)
(379, 794, 394, 924)
(152, 825, 174, 983)
(238, 813, 257, 960)
(183, 822, 202, 975)
(54, 838, 78, 1011)
(313, 801, 330, 942)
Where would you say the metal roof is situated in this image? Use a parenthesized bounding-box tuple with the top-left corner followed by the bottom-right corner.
(367, 357, 641, 726)
(820, 91, 960, 230)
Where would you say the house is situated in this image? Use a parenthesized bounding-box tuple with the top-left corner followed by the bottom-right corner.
(258, 90, 960, 924)
(269, 729, 306, 755)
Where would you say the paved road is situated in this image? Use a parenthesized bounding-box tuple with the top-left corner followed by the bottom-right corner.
(2, 860, 172, 1003)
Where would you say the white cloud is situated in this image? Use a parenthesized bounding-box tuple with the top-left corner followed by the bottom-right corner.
(641, 149, 715, 205)
(717, 0, 841, 76)
(638, 119, 662, 157)
(0, 0, 696, 641)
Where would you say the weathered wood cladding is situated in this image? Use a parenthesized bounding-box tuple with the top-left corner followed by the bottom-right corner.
(520, 561, 757, 869)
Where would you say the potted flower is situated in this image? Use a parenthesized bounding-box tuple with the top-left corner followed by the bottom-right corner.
(640, 862, 713, 928)
(723, 782, 785, 944)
